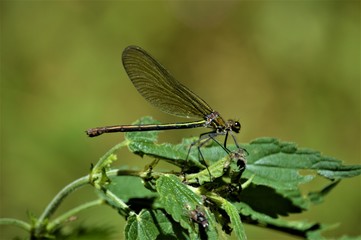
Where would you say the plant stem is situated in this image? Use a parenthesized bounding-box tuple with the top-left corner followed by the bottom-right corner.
(101, 186, 132, 217)
(34, 175, 89, 235)
(47, 199, 105, 232)
(0, 218, 31, 232)
(93, 141, 128, 171)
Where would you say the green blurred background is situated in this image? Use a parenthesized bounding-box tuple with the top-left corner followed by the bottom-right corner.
(1, 1, 359, 239)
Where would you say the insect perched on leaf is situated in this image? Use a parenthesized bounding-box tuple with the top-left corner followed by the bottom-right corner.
(186, 205, 209, 229)
(86, 46, 244, 174)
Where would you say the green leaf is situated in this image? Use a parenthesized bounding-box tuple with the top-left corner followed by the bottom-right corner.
(107, 175, 158, 202)
(239, 138, 360, 210)
(125, 209, 187, 240)
(222, 201, 247, 240)
(235, 201, 321, 238)
(243, 139, 315, 190)
(243, 138, 361, 186)
(231, 138, 360, 219)
(314, 159, 361, 179)
(156, 175, 219, 239)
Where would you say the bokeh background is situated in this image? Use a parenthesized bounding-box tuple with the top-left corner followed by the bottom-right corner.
(1, 1, 359, 239)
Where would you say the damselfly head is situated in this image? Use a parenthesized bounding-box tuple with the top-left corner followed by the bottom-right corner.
(228, 120, 241, 133)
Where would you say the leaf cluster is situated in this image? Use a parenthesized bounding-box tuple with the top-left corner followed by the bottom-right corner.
(101, 117, 360, 240)
(1, 116, 360, 240)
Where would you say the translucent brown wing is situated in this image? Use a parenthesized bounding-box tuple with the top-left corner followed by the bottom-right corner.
(122, 46, 213, 119)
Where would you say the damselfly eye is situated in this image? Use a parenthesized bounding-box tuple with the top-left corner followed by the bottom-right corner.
(232, 121, 241, 133)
